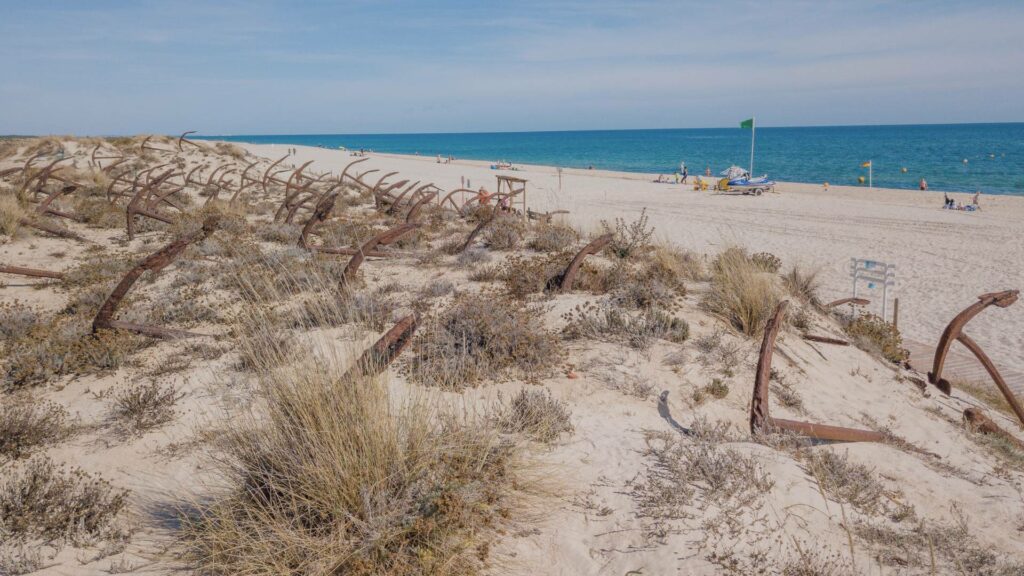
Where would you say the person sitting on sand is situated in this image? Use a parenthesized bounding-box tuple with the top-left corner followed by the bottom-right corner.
(477, 186, 493, 206)
(943, 193, 952, 209)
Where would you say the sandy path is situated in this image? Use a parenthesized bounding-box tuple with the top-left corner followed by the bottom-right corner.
(238, 143, 1024, 375)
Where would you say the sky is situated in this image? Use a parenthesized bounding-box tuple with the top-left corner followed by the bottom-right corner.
(1, 0, 1023, 135)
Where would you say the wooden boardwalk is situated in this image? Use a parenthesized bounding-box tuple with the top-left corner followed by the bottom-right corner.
(904, 338, 1024, 398)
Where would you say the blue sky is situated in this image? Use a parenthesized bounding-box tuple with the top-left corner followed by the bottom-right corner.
(2, 1, 1022, 135)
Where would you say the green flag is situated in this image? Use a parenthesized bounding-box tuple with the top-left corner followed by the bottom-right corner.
(740, 118, 754, 129)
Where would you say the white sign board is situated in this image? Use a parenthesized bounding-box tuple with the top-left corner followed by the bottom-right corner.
(850, 258, 896, 320)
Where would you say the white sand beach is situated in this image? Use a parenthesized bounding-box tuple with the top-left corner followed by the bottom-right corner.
(3, 135, 1024, 575)
(241, 143, 1024, 377)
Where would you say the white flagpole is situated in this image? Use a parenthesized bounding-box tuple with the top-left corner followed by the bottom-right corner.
(749, 116, 756, 176)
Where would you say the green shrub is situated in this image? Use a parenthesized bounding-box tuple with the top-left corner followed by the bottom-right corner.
(844, 314, 907, 363)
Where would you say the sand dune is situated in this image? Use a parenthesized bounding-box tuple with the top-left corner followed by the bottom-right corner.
(240, 143, 1024, 377)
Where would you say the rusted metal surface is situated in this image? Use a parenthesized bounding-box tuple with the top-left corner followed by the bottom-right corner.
(825, 297, 870, 308)
(297, 192, 338, 249)
(929, 290, 1019, 395)
(956, 332, 1024, 427)
(341, 222, 420, 286)
(0, 264, 65, 280)
(18, 217, 87, 241)
(35, 185, 78, 217)
(19, 157, 69, 199)
(177, 131, 199, 151)
(404, 190, 437, 223)
(457, 206, 499, 253)
(439, 188, 475, 212)
(802, 334, 850, 346)
(750, 300, 885, 442)
(555, 233, 612, 292)
(964, 408, 1024, 446)
(346, 313, 420, 377)
(274, 161, 315, 222)
(751, 302, 787, 433)
(309, 247, 394, 257)
(92, 216, 220, 337)
(338, 157, 370, 187)
(370, 171, 399, 198)
(126, 169, 176, 239)
(100, 157, 130, 175)
(351, 169, 380, 191)
(527, 208, 570, 223)
(765, 418, 888, 443)
(375, 180, 409, 210)
(261, 154, 289, 195)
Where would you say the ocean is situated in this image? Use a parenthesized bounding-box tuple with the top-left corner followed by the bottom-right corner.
(198, 123, 1024, 196)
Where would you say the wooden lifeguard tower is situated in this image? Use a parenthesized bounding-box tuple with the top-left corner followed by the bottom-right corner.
(495, 174, 528, 220)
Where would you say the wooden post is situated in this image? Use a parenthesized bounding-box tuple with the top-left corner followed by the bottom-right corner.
(893, 297, 900, 329)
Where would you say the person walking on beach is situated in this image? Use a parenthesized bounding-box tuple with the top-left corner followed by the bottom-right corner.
(681, 165, 688, 184)
(705, 165, 711, 177)
(972, 190, 982, 210)
(919, 178, 928, 191)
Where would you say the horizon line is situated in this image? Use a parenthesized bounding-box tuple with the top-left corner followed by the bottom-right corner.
(193, 120, 1024, 139)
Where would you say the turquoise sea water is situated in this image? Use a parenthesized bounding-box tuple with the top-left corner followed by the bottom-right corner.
(199, 123, 1024, 196)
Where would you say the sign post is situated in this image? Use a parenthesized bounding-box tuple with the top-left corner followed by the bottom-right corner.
(850, 258, 896, 320)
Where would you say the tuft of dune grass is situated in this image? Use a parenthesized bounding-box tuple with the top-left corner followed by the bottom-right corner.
(179, 250, 531, 575)
(0, 194, 25, 238)
(181, 296, 527, 575)
(701, 247, 781, 337)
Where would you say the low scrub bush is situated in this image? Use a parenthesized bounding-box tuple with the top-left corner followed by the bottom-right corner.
(0, 456, 128, 545)
(630, 431, 774, 541)
(483, 213, 526, 250)
(843, 313, 908, 363)
(494, 388, 574, 443)
(751, 251, 782, 273)
(854, 504, 1024, 574)
(0, 302, 41, 342)
(528, 222, 578, 252)
(0, 397, 73, 460)
(563, 301, 689, 350)
(410, 294, 560, 389)
(805, 450, 884, 515)
(111, 381, 182, 434)
(254, 221, 300, 244)
(600, 208, 654, 259)
(702, 247, 781, 337)
(3, 321, 144, 390)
